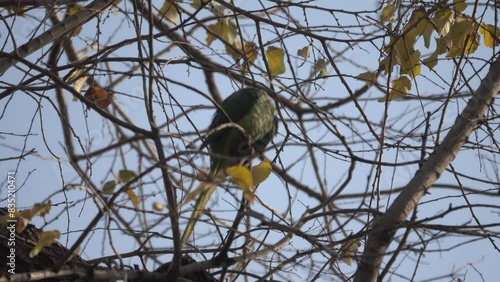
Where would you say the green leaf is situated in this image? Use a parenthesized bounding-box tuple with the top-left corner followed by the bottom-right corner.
(378, 76, 411, 102)
(117, 170, 136, 183)
(103, 180, 116, 195)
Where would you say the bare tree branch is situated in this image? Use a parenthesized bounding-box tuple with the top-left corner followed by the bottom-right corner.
(354, 57, 500, 282)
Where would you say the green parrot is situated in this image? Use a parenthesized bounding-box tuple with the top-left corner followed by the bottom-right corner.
(181, 87, 278, 244)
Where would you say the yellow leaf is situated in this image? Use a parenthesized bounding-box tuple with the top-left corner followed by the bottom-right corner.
(30, 230, 60, 258)
(423, 37, 449, 69)
(444, 17, 478, 57)
(432, 8, 453, 36)
(453, 0, 467, 12)
(242, 41, 258, 70)
(117, 169, 136, 183)
(211, 3, 225, 17)
(378, 76, 411, 102)
(339, 238, 360, 265)
(479, 23, 500, 48)
(446, 32, 479, 57)
(378, 57, 393, 75)
(227, 41, 259, 71)
(314, 58, 328, 78)
(126, 189, 139, 209)
(399, 49, 421, 78)
(225, 165, 255, 202)
(266, 46, 286, 76)
(67, 4, 83, 36)
(68, 3, 82, 15)
(16, 217, 29, 233)
(30, 202, 51, 218)
(403, 6, 433, 48)
(380, 1, 395, 23)
(356, 71, 377, 87)
(191, 0, 210, 9)
(252, 160, 272, 186)
(103, 180, 116, 195)
(226, 41, 241, 61)
(159, 0, 180, 24)
(206, 19, 237, 46)
(6, 5, 27, 17)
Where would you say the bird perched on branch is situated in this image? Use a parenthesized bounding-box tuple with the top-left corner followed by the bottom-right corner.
(181, 87, 278, 244)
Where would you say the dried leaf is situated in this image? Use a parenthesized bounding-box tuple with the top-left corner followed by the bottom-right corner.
(84, 86, 113, 109)
(297, 46, 310, 59)
(339, 238, 360, 265)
